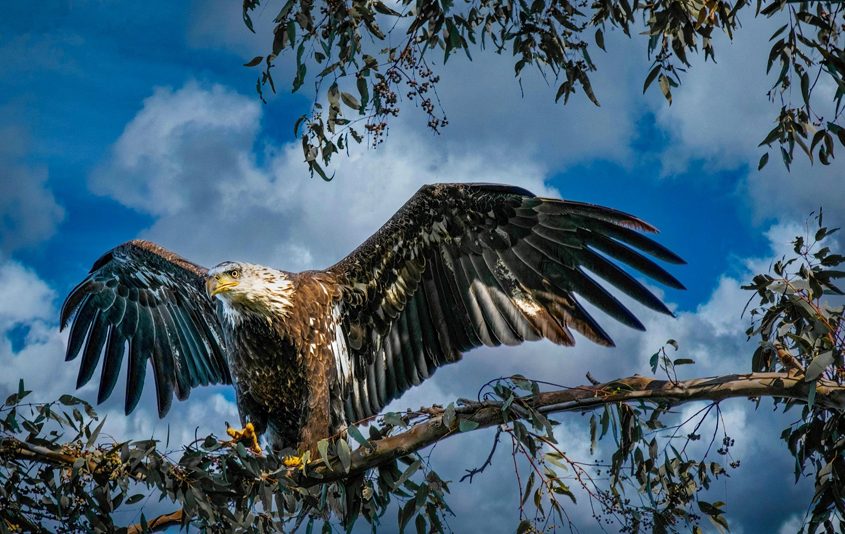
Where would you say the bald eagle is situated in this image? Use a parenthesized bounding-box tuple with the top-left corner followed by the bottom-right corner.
(60, 183, 683, 453)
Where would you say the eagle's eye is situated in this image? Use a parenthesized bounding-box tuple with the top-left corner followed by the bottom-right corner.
(229, 269, 240, 278)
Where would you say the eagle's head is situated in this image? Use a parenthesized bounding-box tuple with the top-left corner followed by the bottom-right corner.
(206, 261, 294, 323)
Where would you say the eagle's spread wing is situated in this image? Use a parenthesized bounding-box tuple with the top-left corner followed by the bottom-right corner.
(327, 183, 684, 422)
(60, 240, 230, 416)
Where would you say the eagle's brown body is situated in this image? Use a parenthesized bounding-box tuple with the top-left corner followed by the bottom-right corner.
(222, 272, 342, 451)
(60, 183, 685, 453)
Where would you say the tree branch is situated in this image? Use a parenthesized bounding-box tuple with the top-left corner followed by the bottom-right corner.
(125, 510, 183, 534)
(3, 372, 841, 533)
(306, 371, 844, 483)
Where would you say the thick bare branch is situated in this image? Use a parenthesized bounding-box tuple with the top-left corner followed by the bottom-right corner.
(310, 371, 845, 482)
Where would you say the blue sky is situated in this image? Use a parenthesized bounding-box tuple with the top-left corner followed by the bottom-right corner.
(1, 1, 842, 532)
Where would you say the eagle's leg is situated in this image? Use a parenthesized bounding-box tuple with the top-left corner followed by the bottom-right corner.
(225, 390, 268, 454)
(226, 422, 262, 454)
(282, 454, 306, 469)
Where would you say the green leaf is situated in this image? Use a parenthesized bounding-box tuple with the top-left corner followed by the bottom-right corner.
(443, 403, 456, 429)
(673, 358, 695, 366)
(373, 0, 401, 16)
(758, 152, 769, 170)
(243, 56, 263, 67)
(85, 415, 107, 449)
(595, 28, 605, 51)
(643, 65, 661, 93)
(341, 92, 360, 110)
(521, 472, 535, 506)
(384, 412, 406, 427)
(59, 394, 81, 406)
(328, 82, 340, 105)
(394, 459, 421, 488)
(458, 418, 479, 432)
(658, 74, 672, 104)
(337, 438, 352, 473)
(317, 438, 331, 468)
(347, 425, 370, 447)
(805, 351, 834, 382)
(398, 498, 416, 532)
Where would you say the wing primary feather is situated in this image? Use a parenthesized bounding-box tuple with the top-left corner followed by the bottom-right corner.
(156, 305, 191, 401)
(420, 274, 457, 365)
(524, 234, 674, 316)
(60, 280, 96, 330)
(563, 267, 645, 331)
(365, 361, 381, 416)
(512, 240, 645, 330)
(587, 219, 686, 264)
(173, 303, 209, 388)
(77, 311, 107, 389)
(148, 307, 176, 416)
(373, 345, 388, 408)
(396, 309, 421, 386)
(587, 233, 686, 289)
(578, 248, 674, 315)
(97, 327, 126, 404)
(383, 328, 408, 405)
(125, 333, 147, 415)
(125, 306, 155, 415)
(431, 249, 480, 350)
(404, 292, 430, 380)
(540, 200, 657, 233)
(65, 294, 95, 362)
(556, 295, 616, 346)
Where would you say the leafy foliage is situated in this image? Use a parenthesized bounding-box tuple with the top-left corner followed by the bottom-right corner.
(240, 0, 845, 176)
(744, 210, 845, 532)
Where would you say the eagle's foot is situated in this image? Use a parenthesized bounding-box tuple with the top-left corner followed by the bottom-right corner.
(282, 454, 306, 470)
(225, 422, 262, 454)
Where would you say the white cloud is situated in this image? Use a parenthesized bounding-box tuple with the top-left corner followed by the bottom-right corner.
(0, 124, 64, 254)
(90, 82, 263, 217)
(90, 81, 556, 272)
(0, 260, 55, 329)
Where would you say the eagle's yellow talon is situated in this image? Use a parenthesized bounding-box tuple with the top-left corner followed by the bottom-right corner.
(225, 422, 262, 454)
(283, 454, 305, 469)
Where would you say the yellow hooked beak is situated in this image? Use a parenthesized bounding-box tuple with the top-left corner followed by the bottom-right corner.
(206, 274, 239, 298)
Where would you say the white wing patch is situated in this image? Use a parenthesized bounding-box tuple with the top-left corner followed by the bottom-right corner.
(331, 305, 353, 386)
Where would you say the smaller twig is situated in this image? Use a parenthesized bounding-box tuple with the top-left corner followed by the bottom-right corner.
(460, 427, 502, 483)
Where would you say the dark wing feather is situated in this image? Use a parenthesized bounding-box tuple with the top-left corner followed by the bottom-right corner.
(327, 183, 684, 423)
(60, 240, 230, 417)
